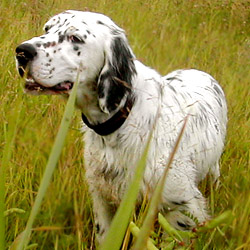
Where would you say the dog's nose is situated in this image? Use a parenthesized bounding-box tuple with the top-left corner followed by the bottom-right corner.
(16, 43, 37, 77)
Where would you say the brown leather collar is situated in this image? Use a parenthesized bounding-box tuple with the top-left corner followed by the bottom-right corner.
(81, 96, 134, 136)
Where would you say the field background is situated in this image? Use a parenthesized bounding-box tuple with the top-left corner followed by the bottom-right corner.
(0, 0, 249, 249)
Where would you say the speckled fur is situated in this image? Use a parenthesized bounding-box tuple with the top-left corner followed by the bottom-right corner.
(16, 10, 227, 244)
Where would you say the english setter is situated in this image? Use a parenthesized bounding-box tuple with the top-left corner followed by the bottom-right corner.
(16, 10, 227, 243)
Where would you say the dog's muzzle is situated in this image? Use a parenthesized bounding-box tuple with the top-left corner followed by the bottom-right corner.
(15, 43, 74, 94)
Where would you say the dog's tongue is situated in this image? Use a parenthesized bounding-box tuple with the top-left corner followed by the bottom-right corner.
(53, 82, 72, 90)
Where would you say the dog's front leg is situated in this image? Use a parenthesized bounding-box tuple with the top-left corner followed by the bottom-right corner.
(89, 187, 114, 244)
(84, 137, 118, 244)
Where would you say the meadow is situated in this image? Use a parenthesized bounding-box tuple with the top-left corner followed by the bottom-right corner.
(0, 0, 249, 249)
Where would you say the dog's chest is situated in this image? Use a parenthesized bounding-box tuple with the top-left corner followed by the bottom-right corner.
(84, 131, 146, 205)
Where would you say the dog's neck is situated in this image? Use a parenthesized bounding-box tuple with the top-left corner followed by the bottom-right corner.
(81, 95, 134, 136)
(75, 80, 106, 123)
(76, 80, 134, 136)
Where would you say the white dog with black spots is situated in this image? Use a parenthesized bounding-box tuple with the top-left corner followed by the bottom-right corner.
(16, 10, 227, 244)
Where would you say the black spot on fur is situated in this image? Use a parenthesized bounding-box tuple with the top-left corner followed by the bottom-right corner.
(166, 76, 183, 82)
(77, 51, 81, 56)
(44, 26, 50, 33)
(97, 20, 104, 25)
(171, 200, 187, 206)
(49, 67, 55, 74)
(214, 124, 219, 133)
(168, 84, 177, 93)
(98, 37, 136, 112)
(73, 45, 79, 51)
(58, 35, 65, 43)
(97, 20, 121, 35)
(177, 221, 192, 230)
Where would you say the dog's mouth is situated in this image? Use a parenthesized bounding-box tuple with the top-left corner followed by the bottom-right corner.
(25, 76, 74, 95)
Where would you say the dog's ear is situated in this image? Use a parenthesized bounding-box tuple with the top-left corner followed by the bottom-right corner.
(97, 35, 136, 113)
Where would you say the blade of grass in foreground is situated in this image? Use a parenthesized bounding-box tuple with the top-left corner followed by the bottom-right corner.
(198, 210, 233, 232)
(14, 70, 80, 250)
(99, 130, 154, 250)
(129, 222, 158, 250)
(0, 97, 22, 250)
(133, 116, 188, 250)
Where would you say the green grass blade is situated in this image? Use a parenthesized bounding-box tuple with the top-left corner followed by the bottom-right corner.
(0, 97, 22, 250)
(4, 208, 26, 217)
(14, 70, 80, 250)
(163, 241, 175, 250)
(99, 130, 153, 250)
(129, 222, 158, 250)
(198, 210, 233, 232)
(132, 117, 188, 250)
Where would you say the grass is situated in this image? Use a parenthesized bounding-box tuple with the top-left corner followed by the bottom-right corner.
(13, 66, 80, 250)
(0, 0, 249, 249)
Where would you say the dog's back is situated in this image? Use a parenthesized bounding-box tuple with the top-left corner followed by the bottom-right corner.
(162, 69, 227, 180)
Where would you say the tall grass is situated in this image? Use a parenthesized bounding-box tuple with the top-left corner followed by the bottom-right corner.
(13, 68, 80, 250)
(0, 0, 249, 249)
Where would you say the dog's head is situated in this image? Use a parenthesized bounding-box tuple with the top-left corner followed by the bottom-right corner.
(16, 10, 136, 114)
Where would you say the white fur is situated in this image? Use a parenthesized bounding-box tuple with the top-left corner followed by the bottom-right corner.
(16, 10, 227, 243)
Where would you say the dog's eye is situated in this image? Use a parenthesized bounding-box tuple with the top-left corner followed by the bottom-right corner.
(69, 35, 83, 43)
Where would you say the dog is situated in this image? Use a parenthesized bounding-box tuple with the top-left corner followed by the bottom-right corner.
(16, 10, 227, 243)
